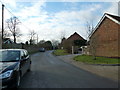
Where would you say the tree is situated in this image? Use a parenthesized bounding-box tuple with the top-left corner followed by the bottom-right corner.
(89, 35, 99, 60)
(44, 41, 53, 50)
(51, 40, 59, 49)
(0, 25, 10, 39)
(85, 20, 98, 60)
(85, 20, 94, 41)
(28, 30, 36, 45)
(60, 30, 66, 42)
(6, 16, 22, 43)
(3, 30, 10, 39)
(39, 40, 45, 44)
(38, 40, 45, 47)
(25, 41, 29, 45)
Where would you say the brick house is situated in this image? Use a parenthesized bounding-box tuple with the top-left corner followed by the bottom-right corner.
(61, 32, 86, 53)
(89, 13, 120, 57)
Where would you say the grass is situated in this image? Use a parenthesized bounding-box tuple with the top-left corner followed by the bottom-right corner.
(53, 49, 69, 56)
(74, 55, 119, 64)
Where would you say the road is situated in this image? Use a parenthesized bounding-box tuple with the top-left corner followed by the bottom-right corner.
(19, 51, 118, 88)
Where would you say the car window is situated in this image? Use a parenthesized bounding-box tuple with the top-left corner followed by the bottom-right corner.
(21, 50, 25, 58)
(0, 50, 20, 61)
(21, 50, 29, 59)
(24, 50, 28, 57)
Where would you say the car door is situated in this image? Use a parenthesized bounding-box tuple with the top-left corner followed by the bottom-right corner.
(20, 50, 28, 76)
(23, 50, 30, 72)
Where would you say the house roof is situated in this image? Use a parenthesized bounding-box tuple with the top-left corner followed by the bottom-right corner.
(3, 38, 10, 41)
(3, 38, 13, 44)
(106, 13, 120, 22)
(89, 13, 120, 38)
(67, 32, 85, 41)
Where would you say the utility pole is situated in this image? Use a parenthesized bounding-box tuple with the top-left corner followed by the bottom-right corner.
(2, 4, 4, 40)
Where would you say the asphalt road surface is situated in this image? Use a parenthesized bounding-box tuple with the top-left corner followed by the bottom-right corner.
(19, 51, 118, 88)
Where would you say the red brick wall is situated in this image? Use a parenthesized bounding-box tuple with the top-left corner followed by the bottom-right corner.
(90, 17, 119, 57)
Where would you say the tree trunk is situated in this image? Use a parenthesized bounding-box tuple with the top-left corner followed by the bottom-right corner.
(13, 34, 16, 43)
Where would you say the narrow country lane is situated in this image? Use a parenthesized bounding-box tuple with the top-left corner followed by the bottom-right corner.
(19, 51, 118, 88)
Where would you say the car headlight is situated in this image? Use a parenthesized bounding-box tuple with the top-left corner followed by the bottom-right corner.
(0, 70, 13, 79)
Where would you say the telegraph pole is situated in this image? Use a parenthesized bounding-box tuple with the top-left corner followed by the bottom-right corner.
(2, 4, 4, 40)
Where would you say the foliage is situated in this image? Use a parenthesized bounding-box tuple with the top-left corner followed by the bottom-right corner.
(53, 49, 69, 56)
(51, 39, 60, 49)
(38, 40, 53, 50)
(44, 41, 53, 50)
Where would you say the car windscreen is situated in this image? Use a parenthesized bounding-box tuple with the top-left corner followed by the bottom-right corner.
(0, 50, 20, 62)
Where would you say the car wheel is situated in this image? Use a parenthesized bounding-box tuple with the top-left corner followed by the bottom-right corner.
(27, 64, 31, 72)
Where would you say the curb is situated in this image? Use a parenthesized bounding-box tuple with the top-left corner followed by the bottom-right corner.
(90, 64, 120, 66)
(74, 61, 120, 66)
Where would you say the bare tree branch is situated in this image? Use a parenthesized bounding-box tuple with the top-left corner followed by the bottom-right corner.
(85, 19, 94, 41)
(6, 16, 21, 43)
(28, 30, 36, 45)
(0, 26, 10, 38)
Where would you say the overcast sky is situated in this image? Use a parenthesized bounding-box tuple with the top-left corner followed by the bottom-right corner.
(0, 0, 119, 43)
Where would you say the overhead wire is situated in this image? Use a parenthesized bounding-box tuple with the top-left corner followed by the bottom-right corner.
(0, 0, 32, 32)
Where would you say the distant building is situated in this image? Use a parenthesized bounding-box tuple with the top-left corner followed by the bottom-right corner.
(89, 13, 120, 57)
(61, 32, 86, 54)
(3, 38, 13, 44)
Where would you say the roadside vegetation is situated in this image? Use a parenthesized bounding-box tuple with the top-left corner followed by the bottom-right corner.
(28, 49, 39, 55)
(22, 45, 40, 55)
(74, 55, 119, 64)
(53, 49, 69, 56)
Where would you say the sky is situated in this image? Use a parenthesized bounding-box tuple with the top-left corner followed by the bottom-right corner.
(0, 0, 119, 43)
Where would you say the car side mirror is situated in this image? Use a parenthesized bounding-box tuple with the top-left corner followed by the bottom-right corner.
(21, 56, 25, 60)
(21, 55, 29, 60)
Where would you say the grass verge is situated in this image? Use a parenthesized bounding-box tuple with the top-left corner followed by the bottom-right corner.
(73, 55, 119, 64)
(53, 49, 69, 56)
